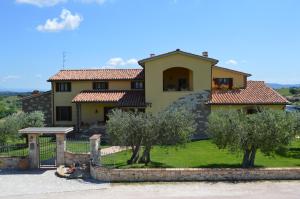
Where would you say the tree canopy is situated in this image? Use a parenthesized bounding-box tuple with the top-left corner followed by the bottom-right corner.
(0, 111, 45, 144)
(208, 109, 300, 168)
(106, 108, 196, 165)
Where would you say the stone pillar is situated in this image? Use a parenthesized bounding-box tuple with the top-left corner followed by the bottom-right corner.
(28, 134, 39, 169)
(56, 134, 66, 166)
(90, 134, 101, 166)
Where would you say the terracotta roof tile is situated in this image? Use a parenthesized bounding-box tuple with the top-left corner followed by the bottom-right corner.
(72, 90, 145, 107)
(209, 81, 289, 105)
(48, 69, 144, 81)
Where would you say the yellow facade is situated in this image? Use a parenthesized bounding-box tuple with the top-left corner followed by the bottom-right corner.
(52, 80, 132, 126)
(80, 103, 115, 124)
(50, 50, 287, 128)
(212, 66, 247, 89)
(144, 53, 213, 113)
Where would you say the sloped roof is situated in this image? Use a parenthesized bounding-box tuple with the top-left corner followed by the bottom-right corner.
(72, 90, 145, 107)
(213, 66, 252, 77)
(209, 81, 289, 105)
(138, 49, 219, 67)
(48, 69, 144, 81)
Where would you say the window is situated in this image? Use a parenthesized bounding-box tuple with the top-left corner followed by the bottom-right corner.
(213, 78, 233, 89)
(56, 106, 72, 121)
(131, 81, 144, 90)
(93, 82, 108, 90)
(56, 82, 71, 92)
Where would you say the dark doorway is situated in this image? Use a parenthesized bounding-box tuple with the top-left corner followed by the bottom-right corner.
(104, 107, 115, 122)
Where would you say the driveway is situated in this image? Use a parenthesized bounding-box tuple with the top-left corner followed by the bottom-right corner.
(0, 169, 300, 199)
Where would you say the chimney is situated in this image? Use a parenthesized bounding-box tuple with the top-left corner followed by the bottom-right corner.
(202, 51, 208, 57)
(150, 53, 155, 57)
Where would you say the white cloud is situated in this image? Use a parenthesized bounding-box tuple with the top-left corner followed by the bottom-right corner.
(226, 59, 238, 65)
(36, 9, 83, 32)
(1, 75, 20, 82)
(16, 0, 66, 7)
(106, 57, 138, 67)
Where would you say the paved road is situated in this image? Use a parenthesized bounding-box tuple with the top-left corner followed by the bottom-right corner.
(1, 169, 300, 199)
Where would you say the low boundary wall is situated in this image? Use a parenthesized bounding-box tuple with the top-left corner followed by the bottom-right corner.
(64, 151, 90, 166)
(0, 156, 29, 169)
(90, 166, 300, 182)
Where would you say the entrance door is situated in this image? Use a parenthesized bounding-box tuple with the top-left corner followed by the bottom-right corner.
(104, 107, 115, 122)
(39, 135, 57, 167)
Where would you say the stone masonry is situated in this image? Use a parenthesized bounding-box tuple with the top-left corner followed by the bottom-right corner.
(21, 91, 52, 126)
(167, 90, 211, 139)
(90, 166, 300, 182)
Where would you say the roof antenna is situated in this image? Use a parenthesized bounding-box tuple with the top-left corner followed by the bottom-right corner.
(62, 51, 66, 69)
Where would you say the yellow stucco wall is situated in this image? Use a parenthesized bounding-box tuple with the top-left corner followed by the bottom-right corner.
(109, 81, 131, 90)
(144, 53, 212, 113)
(52, 80, 132, 126)
(211, 104, 285, 111)
(212, 67, 246, 89)
(81, 103, 115, 124)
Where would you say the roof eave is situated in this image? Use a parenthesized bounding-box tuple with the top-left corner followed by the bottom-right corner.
(138, 50, 219, 67)
(207, 102, 289, 105)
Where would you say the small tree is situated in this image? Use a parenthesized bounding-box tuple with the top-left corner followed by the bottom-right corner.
(106, 109, 146, 164)
(289, 87, 300, 95)
(0, 111, 45, 144)
(208, 109, 299, 168)
(106, 108, 196, 165)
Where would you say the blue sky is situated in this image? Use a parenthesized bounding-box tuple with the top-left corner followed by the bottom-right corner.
(0, 0, 299, 91)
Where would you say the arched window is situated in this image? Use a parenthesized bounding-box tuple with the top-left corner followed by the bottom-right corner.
(163, 67, 193, 91)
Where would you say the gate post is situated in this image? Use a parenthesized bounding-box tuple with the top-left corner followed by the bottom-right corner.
(90, 134, 101, 166)
(56, 133, 66, 166)
(28, 134, 39, 169)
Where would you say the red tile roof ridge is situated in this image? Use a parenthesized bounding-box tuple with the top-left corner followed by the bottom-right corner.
(60, 68, 143, 71)
(79, 90, 144, 93)
(210, 80, 289, 105)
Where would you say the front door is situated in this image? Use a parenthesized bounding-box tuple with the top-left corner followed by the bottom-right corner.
(104, 107, 115, 122)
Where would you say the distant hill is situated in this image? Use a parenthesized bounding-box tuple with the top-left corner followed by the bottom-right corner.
(267, 83, 300, 89)
(0, 91, 31, 97)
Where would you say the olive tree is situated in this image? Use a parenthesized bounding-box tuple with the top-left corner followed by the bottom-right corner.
(106, 108, 196, 165)
(106, 109, 146, 164)
(139, 108, 196, 165)
(0, 111, 45, 144)
(208, 109, 299, 168)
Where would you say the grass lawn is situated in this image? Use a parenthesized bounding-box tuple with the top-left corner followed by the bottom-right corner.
(102, 139, 300, 168)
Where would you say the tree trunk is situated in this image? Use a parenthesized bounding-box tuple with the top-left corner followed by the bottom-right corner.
(242, 147, 257, 168)
(242, 149, 250, 168)
(139, 146, 151, 165)
(127, 145, 140, 164)
(249, 147, 256, 167)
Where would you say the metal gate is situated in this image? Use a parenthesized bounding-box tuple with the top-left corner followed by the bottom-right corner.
(39, 136, 57, 167)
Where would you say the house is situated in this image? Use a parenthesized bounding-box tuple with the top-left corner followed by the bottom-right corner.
(46, 49, 288, 136)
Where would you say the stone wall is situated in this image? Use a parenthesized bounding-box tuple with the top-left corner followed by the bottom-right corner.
(0, 156, 29, 169)
(167, 90, 211, 139)
(64, 151, 90, 166)
(90, 166, 300, 182)
(21, 91, 52, 126)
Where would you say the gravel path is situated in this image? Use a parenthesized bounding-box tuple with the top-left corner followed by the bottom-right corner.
(1, 169, 300, 199)
(101, 146, 127, 155)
